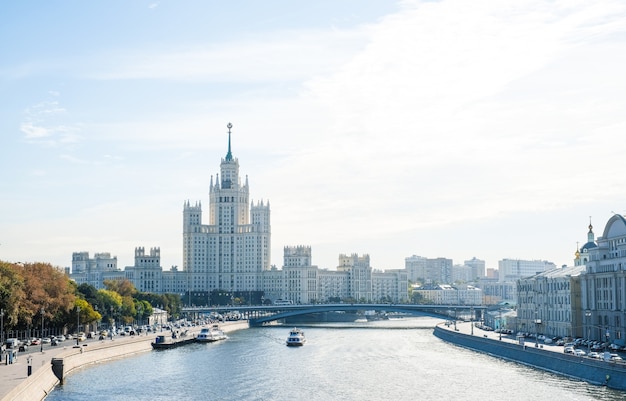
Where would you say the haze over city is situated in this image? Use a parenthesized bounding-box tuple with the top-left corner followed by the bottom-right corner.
(2, 1, 626, 273)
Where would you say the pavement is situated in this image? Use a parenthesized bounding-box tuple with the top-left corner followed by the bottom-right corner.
(0, 333, 154, 400)
(0, 321, 248, 401)
(440, 319, 602, 356)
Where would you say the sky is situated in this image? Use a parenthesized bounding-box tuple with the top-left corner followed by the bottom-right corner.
(2, 0, 626, 273)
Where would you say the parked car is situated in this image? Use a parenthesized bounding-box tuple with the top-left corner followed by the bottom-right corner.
(574, 349, 587, 356)
(588, 352, 601, 359)
(564, 346, 575, 354)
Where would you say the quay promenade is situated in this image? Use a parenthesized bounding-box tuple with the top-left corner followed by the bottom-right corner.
(436, 319, 626, 391)
(0, 321, 248, 401)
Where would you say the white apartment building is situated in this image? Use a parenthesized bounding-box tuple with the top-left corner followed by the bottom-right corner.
(413, 284, 483, 305)
(124, 247, 163, 293)
(580, 215, 626, 346)
(182, 124, 271, 294)
(68, 126, 412, 304)
(516, 265, 585, 339)
(405, 255, 453, 284)
(498, 258, 556, 282)
(464, 257, 486, 280)
(71, 251, 124, 289)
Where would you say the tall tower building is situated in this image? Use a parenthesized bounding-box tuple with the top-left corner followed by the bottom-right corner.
(182, 123, 271, 293)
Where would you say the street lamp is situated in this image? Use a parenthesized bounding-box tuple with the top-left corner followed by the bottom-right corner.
(499, 309, 503, 341)
(76, 306, 81, 346)
(585, 310, 592, 353)
(40, 307, 44, 353)
(94, 305, 99, 332)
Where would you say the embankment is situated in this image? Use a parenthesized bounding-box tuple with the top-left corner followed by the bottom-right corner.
(433, 324, 626, 391)
(1, 320, 249, 401)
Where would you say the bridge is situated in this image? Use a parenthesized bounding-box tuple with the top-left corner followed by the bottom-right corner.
(182, 303, 486, 326)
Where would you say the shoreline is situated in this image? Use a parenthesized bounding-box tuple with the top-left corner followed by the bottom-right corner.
(434, 321, 626, 391)
(0, 321, 249, 401)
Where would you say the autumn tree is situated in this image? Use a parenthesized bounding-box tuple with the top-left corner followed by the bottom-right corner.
(103, 279, 137, 298)
(11, 262, 76, 330)
(0, 261, 26, 330)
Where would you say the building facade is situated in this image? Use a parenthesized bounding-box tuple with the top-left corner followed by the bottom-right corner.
(405, 255, 453, 284)
(498, 258, 556, 282)
(70, 251, 124, 289)
(69, 126, 408, 304)
(580, 215, 626, 346)
(516, 265, 585, 339)
(182, 124, 271, 294)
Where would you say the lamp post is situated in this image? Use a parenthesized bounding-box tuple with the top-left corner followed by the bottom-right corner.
(499, 309, 503, 341)
(585, 310, 592, 353)
(76, 306, 81, 346)
(470, 306, 474, 335)
(40, 307, 44, 353)
(94, 305, 99, 333)
(1, 308, 4, 345)
(534, 310, 539, 348)
(605, 327, 610, 352)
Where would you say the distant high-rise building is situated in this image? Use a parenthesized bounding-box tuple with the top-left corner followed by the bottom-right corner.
(498, 259, 555, 282)
(183, 123, 271, 293)
(405, 255, 453, 284)
(70, 251, 123, 289)
(464, 257, 485, 279)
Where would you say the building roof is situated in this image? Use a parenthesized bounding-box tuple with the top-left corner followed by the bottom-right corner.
(533, 264, 586, 279)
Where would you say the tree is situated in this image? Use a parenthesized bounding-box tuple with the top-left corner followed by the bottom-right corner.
(77, 283, 99, 304)
(103, 279, 137, 298)
(74, 298, 101, 332)
(96, 289, 123, 325)
(0, 262, 26, 330)
(13, 262, 76, 330)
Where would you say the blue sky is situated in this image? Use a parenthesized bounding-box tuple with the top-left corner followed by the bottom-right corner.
(2, 1, 626, 273)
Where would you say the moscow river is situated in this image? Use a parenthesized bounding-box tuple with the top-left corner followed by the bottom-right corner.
(46, 317, 624, 401)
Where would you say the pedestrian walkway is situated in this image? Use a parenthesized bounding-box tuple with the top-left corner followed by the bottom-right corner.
(0, 321, 248, 401)
(0, 333, 156, 400)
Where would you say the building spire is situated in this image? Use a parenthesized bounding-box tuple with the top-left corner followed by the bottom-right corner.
(225, 122, 233, 161)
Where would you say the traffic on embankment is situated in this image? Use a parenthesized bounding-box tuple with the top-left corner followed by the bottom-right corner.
(434, 320, 626, 391)
(0, 320, 248, 401)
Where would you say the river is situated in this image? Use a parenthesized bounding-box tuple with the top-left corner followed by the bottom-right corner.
(46, 317, 624, 401)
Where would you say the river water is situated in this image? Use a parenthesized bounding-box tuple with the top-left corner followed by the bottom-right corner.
(46, 317, 624, 401)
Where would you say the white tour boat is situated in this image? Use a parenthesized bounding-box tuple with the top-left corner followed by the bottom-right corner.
(286, 327, 306, 346)
(196, 324, 228, 343)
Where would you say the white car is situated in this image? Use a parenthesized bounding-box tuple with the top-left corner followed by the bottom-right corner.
(574, 349, 586, 356)
(564, 346, 575, 354)
(588, 352, 601, 359)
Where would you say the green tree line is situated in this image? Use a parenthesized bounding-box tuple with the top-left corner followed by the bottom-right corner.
(0, 261, 181, 333)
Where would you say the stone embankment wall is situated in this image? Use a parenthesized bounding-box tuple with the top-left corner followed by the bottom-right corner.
(1, 320, 249, 401)
(433, 324, 626, 391)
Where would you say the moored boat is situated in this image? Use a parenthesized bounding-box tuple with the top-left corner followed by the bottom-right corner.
(151, 334, 196, 350)
(286, 327, 306, 346)
(197, 324, 228, 343)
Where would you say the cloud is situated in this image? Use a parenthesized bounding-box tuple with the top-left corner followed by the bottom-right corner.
(20, 122, 52, 139)
(86, 29, 368, 83)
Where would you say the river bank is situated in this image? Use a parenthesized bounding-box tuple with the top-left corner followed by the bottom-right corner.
(434, 321, 626, 391)
(0, 321, 248, 401)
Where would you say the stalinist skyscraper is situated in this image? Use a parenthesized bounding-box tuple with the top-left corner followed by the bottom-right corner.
(182, 123, 271, 293)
